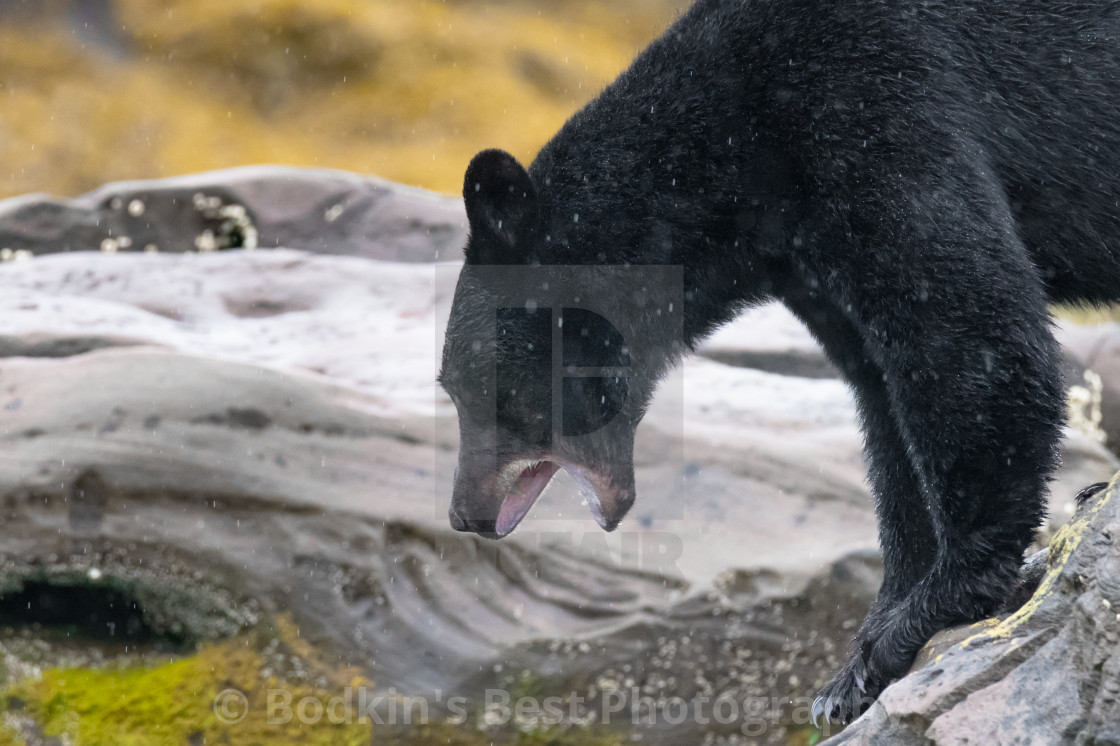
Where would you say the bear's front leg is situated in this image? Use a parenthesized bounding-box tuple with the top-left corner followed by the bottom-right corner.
(784, 288, 938, 722)
(791, 157, 1066, 724)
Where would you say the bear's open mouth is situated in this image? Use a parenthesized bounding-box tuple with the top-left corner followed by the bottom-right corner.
(495, 460, 561, 536)
(493, 458, 625, 536)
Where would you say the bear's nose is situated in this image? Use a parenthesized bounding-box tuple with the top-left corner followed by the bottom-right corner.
(448, 508, 469, 532)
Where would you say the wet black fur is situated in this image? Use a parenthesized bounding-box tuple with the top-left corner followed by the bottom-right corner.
(446, 0, 1120, 723)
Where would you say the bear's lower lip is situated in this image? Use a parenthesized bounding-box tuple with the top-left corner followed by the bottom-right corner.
(495, 460, 561, 536)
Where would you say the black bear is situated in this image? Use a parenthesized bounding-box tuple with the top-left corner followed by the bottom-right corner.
(438, 0, 1120, 724)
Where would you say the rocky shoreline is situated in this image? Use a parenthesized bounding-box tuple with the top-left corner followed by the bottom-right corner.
(0, 168, 1117, 744)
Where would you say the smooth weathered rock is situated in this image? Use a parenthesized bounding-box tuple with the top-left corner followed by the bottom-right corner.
(0, 347, 679, 690)
(0, 246, 887, 742)
(0, 344, 883, 740)
(0, 248, 886, 586)
(0, 166, 467, 262)
(697, 302, 839, 379)
(828, 480, 1120, 745)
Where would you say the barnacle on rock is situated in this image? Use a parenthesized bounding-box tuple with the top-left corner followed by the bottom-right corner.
(192, 194, 259, 251)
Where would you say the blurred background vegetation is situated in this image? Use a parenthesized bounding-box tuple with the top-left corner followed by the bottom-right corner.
(0, 0, 680, 200)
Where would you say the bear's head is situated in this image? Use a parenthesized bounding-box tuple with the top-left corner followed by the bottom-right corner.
(438, 149, 680, 538)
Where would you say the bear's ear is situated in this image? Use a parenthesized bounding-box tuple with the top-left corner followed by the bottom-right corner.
(463, 149, 539, 264)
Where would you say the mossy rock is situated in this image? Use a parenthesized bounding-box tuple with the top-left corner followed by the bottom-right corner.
(0, 616, 630, 745)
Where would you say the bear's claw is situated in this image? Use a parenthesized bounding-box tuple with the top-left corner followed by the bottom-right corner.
(811, 661, 880, 727)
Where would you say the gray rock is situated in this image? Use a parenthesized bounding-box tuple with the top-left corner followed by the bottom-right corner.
(697, 302, 840, 379)
(0, 334, 145, 358)
(0, 166, 467, 262)
(827, 480, 1120, 745)
(0, 244, 877, 746)
(0, 248, 885, 590)
(0, 346, 878, 736)
(0, 245, 885, 742)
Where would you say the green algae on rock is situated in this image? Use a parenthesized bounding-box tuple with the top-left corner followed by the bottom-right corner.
(0, 615, 631, 746)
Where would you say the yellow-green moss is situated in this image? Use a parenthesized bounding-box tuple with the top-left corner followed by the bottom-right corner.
(6, 630, 370, 745)
(950, 478, 1115, 656)
(0, 614, 629, 746)
(0, 726, 26, 746)
(0, 0, 678, 199)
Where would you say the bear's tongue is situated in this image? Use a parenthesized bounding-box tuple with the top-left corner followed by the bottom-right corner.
(496, 461, 561, 536)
